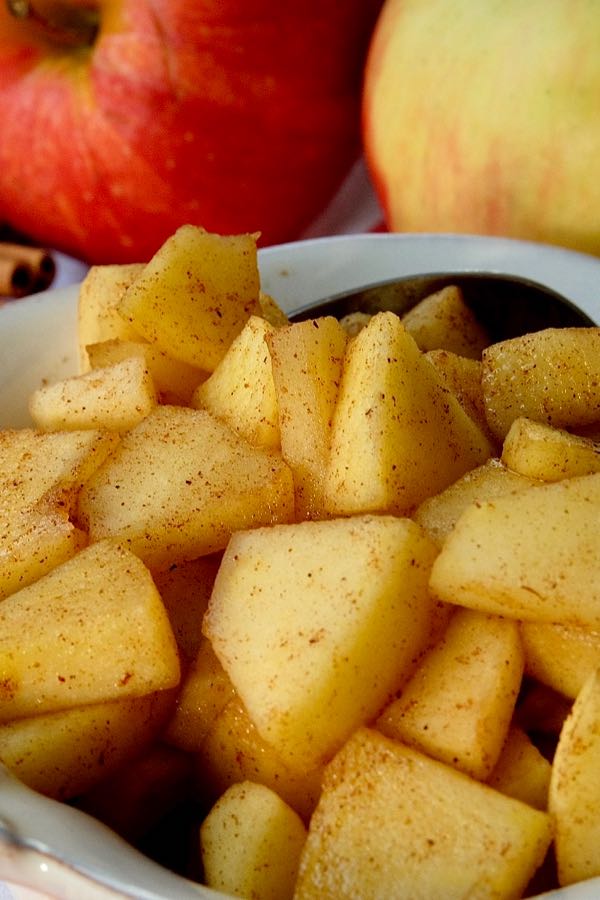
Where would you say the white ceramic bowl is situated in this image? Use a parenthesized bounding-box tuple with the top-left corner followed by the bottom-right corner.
(1, 233, 600, 900)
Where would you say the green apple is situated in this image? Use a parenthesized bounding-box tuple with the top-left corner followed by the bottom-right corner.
(0, 0, 382, 263)
(363, 0, 600, 255)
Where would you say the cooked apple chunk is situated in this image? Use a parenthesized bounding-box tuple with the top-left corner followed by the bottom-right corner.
(0, 690, 174, 801)
(192, 315, 280, 450)
(482, 327, 600, 441)
(200, 781, 307, 900)
(197, 694, 324, 821)
(402, 284, 489, 358)
(0, 427, 118, 599)
(152, 553, 222, 666)
(257, 290, 288, 327)
(487, 725, 551, 811)
(117, 225, 261, 371)
(78, 262, 145, 372)
(0, 427, 118, 511)
(425, 348, 493, 442)
(377, 608, 524, 780)
(521, 620, 600, 700)
(86, 338, 206, 406)
(77, 405, 294, 568)
(28, 356, 157, 433)
(267, 316, 347, 519)
(324, 312, 493, 517)
(203, 514, 437, 773)
(413, 457, 536, 547)
(429, 472, 600, 627)
(294, 728, 551, 900)
(0, 507, 86, 603)
(164, 637, 235, 753)
(502, 416, 600, 481)
(0, 539, 180, 722)
(550, 669, 600, 886)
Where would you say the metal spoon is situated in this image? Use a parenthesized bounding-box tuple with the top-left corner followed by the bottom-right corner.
(290, 271, 595, 341)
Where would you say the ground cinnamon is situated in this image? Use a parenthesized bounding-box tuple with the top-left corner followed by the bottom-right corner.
(0, 243, 56, 297)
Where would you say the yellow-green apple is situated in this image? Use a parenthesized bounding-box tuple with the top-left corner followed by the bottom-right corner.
(363, 0, 600, 255)
(0, 0, 382, 263)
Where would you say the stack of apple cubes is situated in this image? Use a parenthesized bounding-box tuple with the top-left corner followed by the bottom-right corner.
(3, 224, 600, 899)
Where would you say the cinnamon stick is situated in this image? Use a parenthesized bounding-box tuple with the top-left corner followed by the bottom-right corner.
(0, 255, 34, 298)
(0, 243, 56, 297)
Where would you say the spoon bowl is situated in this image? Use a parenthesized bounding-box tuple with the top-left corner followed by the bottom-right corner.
(291, 271, 596, 340)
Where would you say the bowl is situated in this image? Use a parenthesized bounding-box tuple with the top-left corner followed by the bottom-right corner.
(0, 232, 599, 899)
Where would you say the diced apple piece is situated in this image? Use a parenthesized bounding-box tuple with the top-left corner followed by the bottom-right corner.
(77, 405, 295, 569)
(164, 638, 235, 752)
(502, 416, 600, 481)
(0, 690, 174, 801)
(487, 726, 551, 811)
(0, 427, 119, 512)
(86, 338, 206, 406)
(294, 728, 552, 900)
(258, 291, 288, 327)
(521, 620, 600, 700)
(482, 327, 600, 441)
(377, 608, 524, 779)
(429, 473, 600, 627)
(0, 428, 118, 599)
(324, 312, 493, 517)
(152, 554, 222, 666)
(197, 695, 323, 822)
(203, 514, 437, 772)
(425, 348, 494, 442)
(200, 781, 307, 900)
(0, 540, 180, 722)
(0, 508, 86, 602)
(29, 357, 157, 433)
(117, 225, 261, 371)
(267, 317, 347, 518)
(192, 315, 280, 450)
(78, 262, 145, 372)
(413, 457, 536, 547)
(339, 310, 371, 337)
(402, 284, 489, 358)
(550, 669, 600, 886)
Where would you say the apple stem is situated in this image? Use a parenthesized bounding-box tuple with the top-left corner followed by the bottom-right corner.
(6, 0, 99, 48)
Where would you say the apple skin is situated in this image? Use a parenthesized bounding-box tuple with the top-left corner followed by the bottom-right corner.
(0, 0, 382, 263)
(363, 0, 600, 256)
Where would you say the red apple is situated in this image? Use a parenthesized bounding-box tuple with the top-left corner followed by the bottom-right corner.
(0, 0, 382, 263)
(363, 0, 600, 256)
